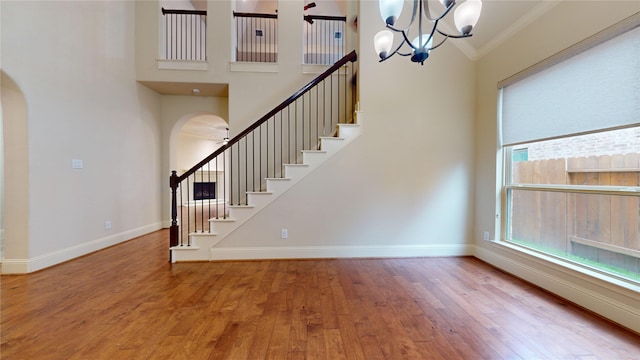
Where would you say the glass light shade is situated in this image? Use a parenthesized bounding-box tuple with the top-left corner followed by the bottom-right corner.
(454, 0, 482, 35)
(411, 34, 433, 49)
(374, 30, 394, 59)
(439, 0, 455, 8)
(379, 0, 404, 26)
(410, 34, 433, 63)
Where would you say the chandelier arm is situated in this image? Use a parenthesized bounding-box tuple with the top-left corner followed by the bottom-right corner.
(421, 0, 455, 22)
(379, 38, 411, 62)
(400, 30, 419, 51)
(425, 35, 450, 51)
(436, 28, 472, 39)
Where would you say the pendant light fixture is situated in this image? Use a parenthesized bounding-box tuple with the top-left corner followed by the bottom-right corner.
(374, 0, 482, 65)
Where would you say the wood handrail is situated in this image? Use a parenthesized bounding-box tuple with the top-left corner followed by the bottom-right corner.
(304, 15, 346, 22)
(233, 11, 278, 19)
(176, 50, 357, 183)
(162, 8, 207, 16)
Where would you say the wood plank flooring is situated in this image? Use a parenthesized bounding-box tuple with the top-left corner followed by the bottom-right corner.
(2, 229, 639, 359)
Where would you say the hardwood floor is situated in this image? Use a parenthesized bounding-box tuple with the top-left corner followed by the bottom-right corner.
(2, 229, 639, 359)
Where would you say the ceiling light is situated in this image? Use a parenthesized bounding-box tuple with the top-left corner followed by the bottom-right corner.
(374, 0, 482, 65)
(192, 88, 200, 95)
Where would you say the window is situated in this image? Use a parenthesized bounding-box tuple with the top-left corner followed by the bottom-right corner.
(499, 19, 640, 283)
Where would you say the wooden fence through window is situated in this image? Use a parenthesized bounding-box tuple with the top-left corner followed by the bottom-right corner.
(511, 154, 640, 271)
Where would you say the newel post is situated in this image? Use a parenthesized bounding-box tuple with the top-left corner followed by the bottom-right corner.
(169, 171, 179, 249)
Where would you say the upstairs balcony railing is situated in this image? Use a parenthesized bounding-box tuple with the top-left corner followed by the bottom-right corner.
(304, 15, 347, 65)
(233, 12, 347, 64)
(233, 11, 278, 63)
(169, 51, 358, 250)
(161, 7, 207, 61)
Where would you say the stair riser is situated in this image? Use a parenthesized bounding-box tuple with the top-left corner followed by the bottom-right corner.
(246, 193, 273, 208)
(301, 152, 328, 167)
(266, 179, 292, 193)
(319, 139, 345, 152)
(284, 165, 309, 178)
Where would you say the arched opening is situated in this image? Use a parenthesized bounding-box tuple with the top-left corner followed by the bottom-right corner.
(1, 70, 30, 273)
(169, 112, 229, 242)
(169, 112, 228, 176)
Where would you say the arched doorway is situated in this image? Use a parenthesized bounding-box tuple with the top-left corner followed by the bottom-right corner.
(169, 113, 229, 175)
(1, 70, 30, 273)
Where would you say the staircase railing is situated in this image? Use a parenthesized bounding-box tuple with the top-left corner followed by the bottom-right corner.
(169, 50, 358, 249)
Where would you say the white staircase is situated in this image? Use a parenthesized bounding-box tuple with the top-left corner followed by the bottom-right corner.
(170, 113, 362, 262)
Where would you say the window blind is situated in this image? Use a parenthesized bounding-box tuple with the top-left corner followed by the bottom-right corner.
(501, 20, 640, 146)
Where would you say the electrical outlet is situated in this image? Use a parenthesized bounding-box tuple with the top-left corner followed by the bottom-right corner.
(105, 221, 112, 230)
(483, 231, 490, 241)
(281, 228, 288, 239)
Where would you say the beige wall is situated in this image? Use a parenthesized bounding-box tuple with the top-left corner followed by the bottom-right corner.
(217, 0, 476, 252)
(1, 1, 164, 272)
(474, 1, 640, 332)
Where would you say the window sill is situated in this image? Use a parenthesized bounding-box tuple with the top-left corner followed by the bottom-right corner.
(489, 239, 640, 292)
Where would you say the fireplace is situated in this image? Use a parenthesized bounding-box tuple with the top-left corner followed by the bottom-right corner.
(193, 182, 216, 201)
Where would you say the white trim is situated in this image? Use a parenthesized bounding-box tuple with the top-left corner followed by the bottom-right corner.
(210, 243, 473, 261)
(474, 243, 640, 334)
(1, 222, 163, 274)
(1, 259, 29, 274)
(157, 60, 208, 71)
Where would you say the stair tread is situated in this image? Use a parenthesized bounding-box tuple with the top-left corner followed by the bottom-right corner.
(265, 177, 291, 181)
(246, 191, 273, 195)
(229, 204, 256, 208)
(319, 136, 345, 140)
(284, 163, 309, 167)
(170, 245, 200, 250)
(190, 231, 219, 236)
(211, 218, 236, 222)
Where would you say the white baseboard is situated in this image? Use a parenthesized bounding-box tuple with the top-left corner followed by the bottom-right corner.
(210, 243, 473, 261)
(474, 242, 640, 334)
(1, 258, 29, 274)
(1, 222, 163, 274)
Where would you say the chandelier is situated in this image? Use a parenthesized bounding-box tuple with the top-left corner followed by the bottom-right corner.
(374, 0, 482, 65)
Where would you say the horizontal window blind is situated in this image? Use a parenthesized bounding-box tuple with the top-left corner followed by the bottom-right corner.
(501, 20, 640, 146)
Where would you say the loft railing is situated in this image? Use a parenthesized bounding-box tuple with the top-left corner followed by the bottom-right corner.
(304, 15, 347, 65)
(169, 51, 358, 250)
(161, 8, 207, 61)
(233, 12, 348, 64)
(233, 11, 278, 63)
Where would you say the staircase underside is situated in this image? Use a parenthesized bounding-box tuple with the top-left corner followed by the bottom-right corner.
(171, 115, 362, 263)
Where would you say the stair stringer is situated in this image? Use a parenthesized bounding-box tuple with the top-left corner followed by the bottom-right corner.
(170, 112, 363, 262)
